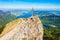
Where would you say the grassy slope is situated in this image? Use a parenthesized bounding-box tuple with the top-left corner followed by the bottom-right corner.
(0, 14, 16, 33)
(39, 16, 60, 40)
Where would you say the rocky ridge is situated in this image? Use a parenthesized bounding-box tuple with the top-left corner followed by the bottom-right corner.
(0, 16, 43, 40)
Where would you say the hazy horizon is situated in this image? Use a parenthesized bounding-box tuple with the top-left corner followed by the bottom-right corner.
(0, 0, 60, 10)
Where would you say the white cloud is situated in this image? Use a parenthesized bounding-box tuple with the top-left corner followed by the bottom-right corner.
(0, 3, 60, 10)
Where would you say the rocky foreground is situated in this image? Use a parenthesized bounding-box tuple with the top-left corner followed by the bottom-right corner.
(0, 16, 43, 40)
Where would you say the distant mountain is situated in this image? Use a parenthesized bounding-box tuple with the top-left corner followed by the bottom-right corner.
(39, 14, 60, 28)
(34, 10, 60, 17)
(7, 10, 60, 17)
(0, 10, 16, 27)
(11, 9, 31, 16)
(10, 10, 32, 18)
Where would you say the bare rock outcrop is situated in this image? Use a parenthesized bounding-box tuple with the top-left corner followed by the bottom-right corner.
(0, 16, 43, 40)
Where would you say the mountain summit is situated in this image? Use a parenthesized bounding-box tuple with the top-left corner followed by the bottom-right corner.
(0, 16, 43, 40)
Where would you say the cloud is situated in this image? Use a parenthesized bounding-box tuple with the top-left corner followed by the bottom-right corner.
(0, 2, 60, 10)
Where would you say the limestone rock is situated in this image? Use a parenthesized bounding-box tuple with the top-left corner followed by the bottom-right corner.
(0, 16, 43, 40)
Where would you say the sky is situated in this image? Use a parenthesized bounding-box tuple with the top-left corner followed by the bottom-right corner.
(0, 0, 60, 10)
